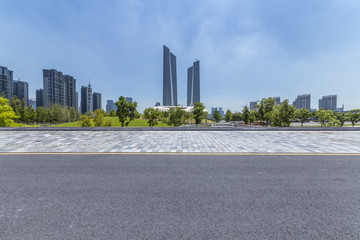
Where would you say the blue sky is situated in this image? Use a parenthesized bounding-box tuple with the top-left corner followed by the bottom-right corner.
(1, 0, 360, 111)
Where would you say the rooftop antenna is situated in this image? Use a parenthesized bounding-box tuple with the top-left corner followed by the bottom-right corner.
(88, 77, 91, 87)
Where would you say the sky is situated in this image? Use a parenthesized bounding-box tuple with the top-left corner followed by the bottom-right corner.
(1, 0, 360, 112)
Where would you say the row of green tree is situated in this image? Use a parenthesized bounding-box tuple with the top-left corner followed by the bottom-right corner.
(9, 96, 79, 124)
(220, 97, 360, 127)
(142, 102, 207, 127)
(86, 96, 208, 127)
(2, 95, 359, 128)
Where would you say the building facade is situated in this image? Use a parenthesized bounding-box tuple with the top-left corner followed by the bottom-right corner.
(106, 100, 117, 113)
(93, 92, 102, 111)
(42, 69, 77, 108)
(187, 60, 200, 106)
(0, 65, 13, 100)
(81, 84, 92, 114)
(163, 45, 177, 106)
(13, 80, 29, 106)
(64, 75, 77, 109)
(319, 95, 337, 110)
(36, 89, 43, 108)
(293, 94, 311, 110)
(43, 69, 64, 107)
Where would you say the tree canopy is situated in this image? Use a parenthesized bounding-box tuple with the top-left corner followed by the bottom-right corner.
(192, 102, 207, 126)
(115, 96, 138, 127)
(0, 97, 19, 127)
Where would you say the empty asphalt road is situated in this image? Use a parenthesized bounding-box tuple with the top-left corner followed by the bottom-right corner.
(1, 154, 360, 239)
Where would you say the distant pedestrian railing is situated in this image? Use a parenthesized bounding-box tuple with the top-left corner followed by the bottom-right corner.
(212, 122, 234, 127)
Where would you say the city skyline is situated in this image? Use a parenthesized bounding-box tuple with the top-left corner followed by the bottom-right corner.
(1, 62, 354, 112)
(1, 1, 360, 111)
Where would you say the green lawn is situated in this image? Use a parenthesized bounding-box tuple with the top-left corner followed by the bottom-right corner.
(50, 117, 170, 127)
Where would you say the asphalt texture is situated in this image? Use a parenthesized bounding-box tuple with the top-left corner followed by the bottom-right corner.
(1, 154, 360, 240)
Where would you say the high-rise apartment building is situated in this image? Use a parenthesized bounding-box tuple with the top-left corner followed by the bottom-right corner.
(81, 83, 92, 114)
(43, 69, 65, 107)
(0, 65, 13, 100)
(13, 80, 29, 106)
(163, 45, 177, 106)
(293, 94, 311, 110)
(319, 95, 337, 110)
(42, 69, 77, 108)
(106, 100, 117, 113)
(36, 89, 43, 108)
(187, 60, 200, 106)
(93, 92, 102, 111)
(64, 75, 77, 109)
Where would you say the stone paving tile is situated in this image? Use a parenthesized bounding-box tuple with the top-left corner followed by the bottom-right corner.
(0, 131, 360, 153)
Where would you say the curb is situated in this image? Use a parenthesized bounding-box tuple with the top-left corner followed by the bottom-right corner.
(1, 127, 360, 131)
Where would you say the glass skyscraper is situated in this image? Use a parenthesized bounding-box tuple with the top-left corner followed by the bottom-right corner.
(187, 60, 200, 106)
(0, 65, 13, 100)
(163, 45, 177, 106)
(93, 92, 102, 111)
(81, 83, 92, 114)
(13, 80, 29, 106)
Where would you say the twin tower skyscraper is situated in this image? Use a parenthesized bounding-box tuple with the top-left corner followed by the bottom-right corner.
(163, 45, 200, 106)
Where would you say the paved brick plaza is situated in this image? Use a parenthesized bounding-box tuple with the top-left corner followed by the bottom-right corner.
(0, 131, 359, 153)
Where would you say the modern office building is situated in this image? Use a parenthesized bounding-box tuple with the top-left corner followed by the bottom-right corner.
(273, 97, 281, 105)
(13, 80, 29, 106)
(93, 92, 102, 111)
(0, 65, 13, 100)
(163, 45, 177, 106)
(81, 83, 92, 114)
(106, 100, 117, 113)
(64, 75, 77, 109)
(249, 101, 257, 111)
(36, 89, 43, 108)
(126, 97, 133, 104)
(187, 60, 200, 106)
(319, 95, 337, 110)
(293, 94, 311, 110)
